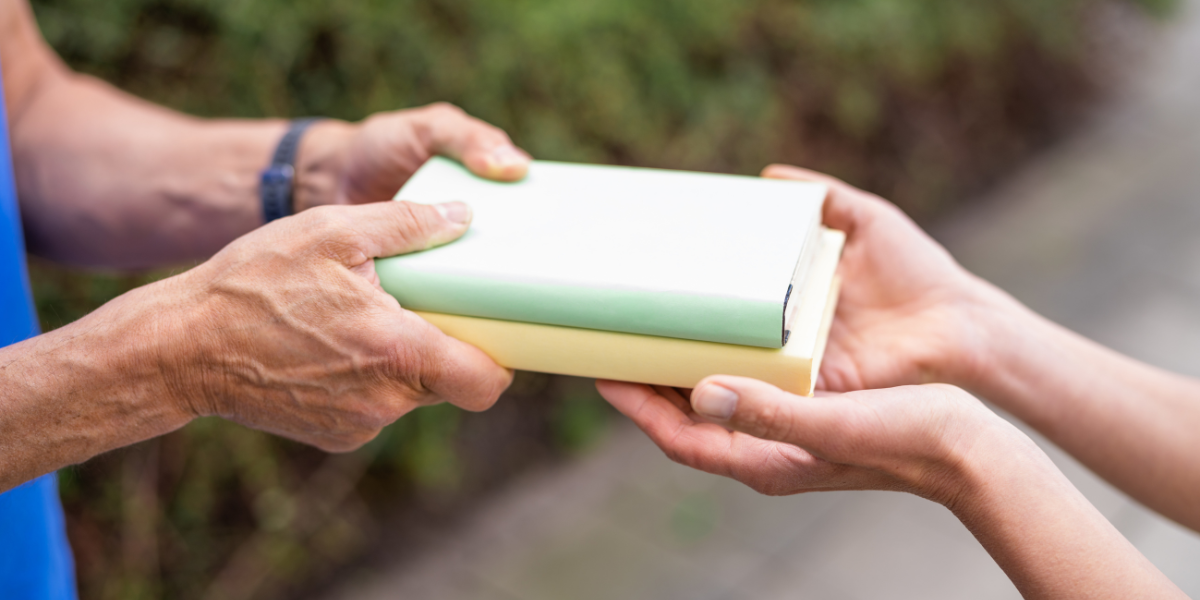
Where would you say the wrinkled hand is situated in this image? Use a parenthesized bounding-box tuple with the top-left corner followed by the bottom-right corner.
(152, 200, 513, 452)
(296, 102, 531, 210)
(762, 165, 1009, 392)
(597, 377, 1018, 503)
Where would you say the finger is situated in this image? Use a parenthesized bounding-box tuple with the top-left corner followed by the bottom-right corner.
(689, 375, 852, 451)
(597, 380, 721, 454)
(596, 380, 839, 494)
(761, 163, 886, 235)
(596, 380, 745, 472)
(411, 102, 530, 181)
(651, 384, 691, 413)
(761, 164, 847, 187)
(597, 380, 686, 430)
(400, 310, 513, 412)
(308, 200, 473, 264)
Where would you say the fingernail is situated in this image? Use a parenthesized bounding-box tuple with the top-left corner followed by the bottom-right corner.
(692, 384, 739, 420)
(435, 201, 472, 225)
(490, 145, 527, 167)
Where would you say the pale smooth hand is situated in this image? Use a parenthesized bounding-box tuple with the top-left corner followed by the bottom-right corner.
(762, 164, 1013, 392)
(596, 377, 1012, 502)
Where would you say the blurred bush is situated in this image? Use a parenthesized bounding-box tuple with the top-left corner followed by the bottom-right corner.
(24, 0, 1169, 598)
(33, 0, 1170, 212)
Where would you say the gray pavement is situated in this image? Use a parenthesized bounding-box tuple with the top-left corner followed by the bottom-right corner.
(321, 3, 1200, 598)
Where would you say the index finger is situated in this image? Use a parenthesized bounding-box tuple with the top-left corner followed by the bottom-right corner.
(410, 103, 531, 181)
(397, 310, 514, 412)
(760, 163, 889, 236)
(596, 380, 849, 495)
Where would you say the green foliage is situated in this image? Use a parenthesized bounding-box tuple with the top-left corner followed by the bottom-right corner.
(551, 380, 613, 453)
(21, 0, 1172, 599)
(31, 0, 1168, 211)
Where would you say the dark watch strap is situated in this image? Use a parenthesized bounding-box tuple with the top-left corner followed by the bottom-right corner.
(260, 118, 324, 223)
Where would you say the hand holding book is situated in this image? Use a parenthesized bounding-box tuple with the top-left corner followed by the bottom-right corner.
(595, 166, 1190, 598)
(377, 158, 841, 394)
(759, 164, 1002, 393)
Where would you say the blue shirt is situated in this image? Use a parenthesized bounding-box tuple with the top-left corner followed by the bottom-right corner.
(0, 68, 79, 599)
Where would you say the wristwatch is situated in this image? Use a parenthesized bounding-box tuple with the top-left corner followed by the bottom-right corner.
(260, 118, 324, 223)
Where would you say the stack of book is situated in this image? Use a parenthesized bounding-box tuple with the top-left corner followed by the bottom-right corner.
(376, 157, 843, 396)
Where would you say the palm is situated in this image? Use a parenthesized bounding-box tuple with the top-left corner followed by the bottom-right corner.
(596, 383, 898, 496)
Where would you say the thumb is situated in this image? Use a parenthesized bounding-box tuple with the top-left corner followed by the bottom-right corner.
(690, 375, 847, 451)
(311, 200, 474, 263)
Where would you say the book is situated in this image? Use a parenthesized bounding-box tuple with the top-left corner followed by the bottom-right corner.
(376, 157, 828, 348)
(410, 228, 844, 396)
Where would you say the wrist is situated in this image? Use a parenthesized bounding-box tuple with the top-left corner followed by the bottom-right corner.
(937, 406, 1183, 598)
(930, 412, 1056, 514)
(885, 386, 1037, 507)
(936, 275, 1039, 396)
(0, 282, 196, 488)
(93, 279, 204, 426)
(292, 119, 359, 211)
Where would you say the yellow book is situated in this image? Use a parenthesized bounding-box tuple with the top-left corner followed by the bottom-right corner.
(415, 228, 844, 396)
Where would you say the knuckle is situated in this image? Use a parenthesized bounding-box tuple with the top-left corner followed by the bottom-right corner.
(361, 111, 393, 128)
(749, 478, 789, 497)
(458, 385, 502, 412)
(427, 101, 465, 115)
(421, 101, 467, 123)
(302, 205, 356, 239)
(658, 437, 702, 470)
(298, 207, 363, 260)
(660, 444, 692, 468)
(392, 201, 439, 240)
(467, 370, 514, 412)
(749, 401, 794, 442)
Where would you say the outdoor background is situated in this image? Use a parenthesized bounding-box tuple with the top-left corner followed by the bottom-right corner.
(22, 0, 1173, 598)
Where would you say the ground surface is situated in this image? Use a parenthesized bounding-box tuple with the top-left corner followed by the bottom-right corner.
(319, 2, 1200, 597)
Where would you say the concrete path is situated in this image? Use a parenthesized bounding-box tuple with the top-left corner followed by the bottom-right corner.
(321, 3, 1200, 598)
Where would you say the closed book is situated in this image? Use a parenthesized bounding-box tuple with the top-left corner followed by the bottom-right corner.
(376, 157, 827, 348)
(411, 228, 844, 396)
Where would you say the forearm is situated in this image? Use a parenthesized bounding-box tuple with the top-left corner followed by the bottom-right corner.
(0, 279, 193, 491)
(14, 69, 276, 268)
(11, 69, 355, 269)
(948, 432, 1183, 599)
(959, 289, 1200, 530)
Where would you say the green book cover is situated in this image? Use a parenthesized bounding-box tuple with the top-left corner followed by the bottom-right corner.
(375, 157, 827, 348)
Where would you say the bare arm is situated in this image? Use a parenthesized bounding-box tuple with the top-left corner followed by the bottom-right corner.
(0, 0, 531, 489)
(0, 200, 513, 491)
(761, 164, 1200, 532)
(1, 0, 529, 269)
(597, 379, 1184, 599)
(971, 299, 1200, 531)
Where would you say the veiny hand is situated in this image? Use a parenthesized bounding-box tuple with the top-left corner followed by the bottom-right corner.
(141, 200, 513, 452)
(597, 377, 1021, 504)
(762, 165, 1013, 392)
(295, 102, 531, 210)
